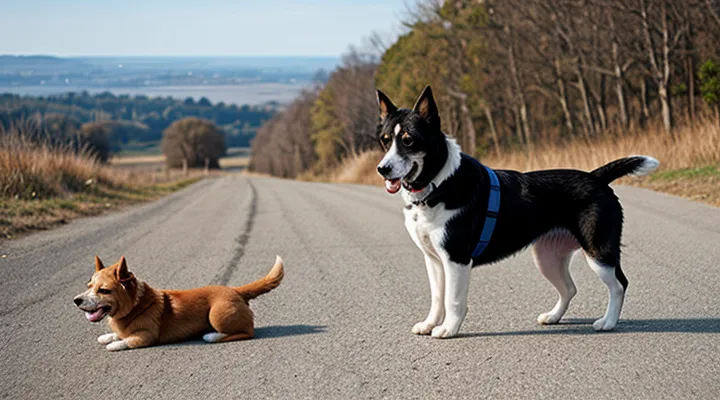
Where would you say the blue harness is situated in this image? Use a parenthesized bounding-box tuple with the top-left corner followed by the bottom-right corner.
(472, 166, 501, 257)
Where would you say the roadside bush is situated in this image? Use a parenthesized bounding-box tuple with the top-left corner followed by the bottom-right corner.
(79, 122, 112, 163)
(161, 118, 226, 169)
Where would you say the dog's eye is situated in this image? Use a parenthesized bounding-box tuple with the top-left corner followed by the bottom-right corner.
(97, 288, 111, 295)
(379, 133, 391, 148)
(401, 133, 413, 147)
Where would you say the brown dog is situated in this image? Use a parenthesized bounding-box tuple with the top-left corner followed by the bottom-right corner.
(73, 255, 284, 351)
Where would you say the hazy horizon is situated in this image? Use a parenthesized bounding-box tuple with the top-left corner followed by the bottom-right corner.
(0, 0, 406, 57)
(0, 54, 341, 59)
(0, 55, 340, 105)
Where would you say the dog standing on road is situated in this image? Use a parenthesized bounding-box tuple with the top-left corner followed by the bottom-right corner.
(376, 86, 659, 338)
(74, 255, 284, 351)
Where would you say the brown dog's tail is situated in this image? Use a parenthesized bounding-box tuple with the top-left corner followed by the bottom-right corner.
(235, 255, 284, 300)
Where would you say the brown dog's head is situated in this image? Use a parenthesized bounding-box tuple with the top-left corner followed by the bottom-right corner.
(73, 256, 138, 323)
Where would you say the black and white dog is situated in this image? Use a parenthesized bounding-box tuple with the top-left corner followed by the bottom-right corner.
(376, 86, 659, 339)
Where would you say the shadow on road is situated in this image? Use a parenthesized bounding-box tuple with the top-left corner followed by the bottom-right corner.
(458, 318, 720, 338)
(254, 324, 328, 339)
(156, 325, 327, 349)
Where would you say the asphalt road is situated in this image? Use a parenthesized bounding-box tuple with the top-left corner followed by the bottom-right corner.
(1, 176, 719, 399)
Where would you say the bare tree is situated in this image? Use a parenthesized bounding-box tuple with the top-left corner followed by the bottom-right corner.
(636, 0, 687, 133)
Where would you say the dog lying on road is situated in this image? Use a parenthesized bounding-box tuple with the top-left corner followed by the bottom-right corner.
(74, 255, 284, 351)
(375, 86, 659, 338)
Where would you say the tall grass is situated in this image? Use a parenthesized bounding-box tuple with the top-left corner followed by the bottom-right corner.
(482, 119, 720, 173)
(1, 133, 126, 200)
(299, 151, 383, 185)
(315, 119, 720, 186)
(0, 126, 205, 238)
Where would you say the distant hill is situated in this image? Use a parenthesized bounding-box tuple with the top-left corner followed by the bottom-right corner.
(0, 55, 93, 74)
(0, 55, 338, 89)
(0, 55, 80, 65)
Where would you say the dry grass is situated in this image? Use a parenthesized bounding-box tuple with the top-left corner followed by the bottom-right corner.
(0, 179, 199, 240)
(481, 120, 720, 173)
(311, 120, 720, 206)
(1, 134, 131, 200)
(634, 165, 720, 206)
(219, 156, 250, 170)
(111, 147, 250, 171)
(110, 154, 166, 166)
(0, 133, 201, 239)
(315, 151, 385, 185)
(479, 120, 720, 206)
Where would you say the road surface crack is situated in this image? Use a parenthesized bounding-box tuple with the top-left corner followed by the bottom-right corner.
(215, 179, 257, 285)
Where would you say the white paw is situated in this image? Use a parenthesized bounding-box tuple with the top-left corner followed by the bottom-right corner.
(97, 333, 118, 345)
(593, 318, 616, 331)
(537, 312, 562, 325)
(202, 332, 227, 343)
(412, 321, 437, 335)
(106, 340, 129, 351)
(430, 325, 457, 339)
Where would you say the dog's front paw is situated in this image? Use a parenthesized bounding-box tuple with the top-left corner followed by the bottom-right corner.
(106, 340, 129, 351)
(593, 317, 616, 331)
(97, 333, 118, 345)
(430, 325, 458, 339)
(537, 312, 562, 325)
(412, 321, 437, 335)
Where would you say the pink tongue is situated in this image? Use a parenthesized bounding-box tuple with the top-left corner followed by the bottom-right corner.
(85, 309, 106, 322)
(385, 179, 401, 194)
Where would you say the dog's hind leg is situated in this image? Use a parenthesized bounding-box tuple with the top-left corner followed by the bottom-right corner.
(585, 254, 627, 331)
(532, 231, 580, 325)
(203, 332, 253, 342)
(412, 254, 445, 335)
(205, 301, 254, 343)
(579, 195, 627, 331)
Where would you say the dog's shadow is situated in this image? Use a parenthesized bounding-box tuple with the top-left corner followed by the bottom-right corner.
(458, 318, 720, 338)
(254, 324, 327, 339)
(160, 324, 327, 349)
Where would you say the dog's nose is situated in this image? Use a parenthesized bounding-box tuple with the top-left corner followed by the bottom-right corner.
(377, 165, 391, 177)
(73, 297, 83, 306)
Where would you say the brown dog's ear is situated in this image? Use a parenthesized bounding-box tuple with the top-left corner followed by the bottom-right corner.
(412, 86, 440, 129)
(95, 256, 105, 272)
(115, 256, 132, 282)
(377, 89, 397, 121)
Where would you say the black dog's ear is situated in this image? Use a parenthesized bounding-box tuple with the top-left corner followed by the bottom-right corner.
(412, 86, 440, 129)
(377, 89, 397, 120)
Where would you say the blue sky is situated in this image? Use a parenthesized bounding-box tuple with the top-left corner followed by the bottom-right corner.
(0, 0, 408, 56)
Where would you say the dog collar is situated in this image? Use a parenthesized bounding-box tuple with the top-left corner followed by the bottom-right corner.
(402, 181, 427, 193)
(472, 165, 501, 257)
(406, 182, 437, 207)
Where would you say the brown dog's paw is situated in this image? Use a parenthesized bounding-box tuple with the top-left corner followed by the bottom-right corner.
(105, 340, 129, 351)
(97, 333, 118, 345)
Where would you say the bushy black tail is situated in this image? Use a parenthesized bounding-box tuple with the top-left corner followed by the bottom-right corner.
(591, 156, 659, 185)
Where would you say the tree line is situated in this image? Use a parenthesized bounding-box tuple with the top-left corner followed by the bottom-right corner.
(0, 91, 277, 152)
(250, 0, 720, 177)
(249, 50, 379, 177)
